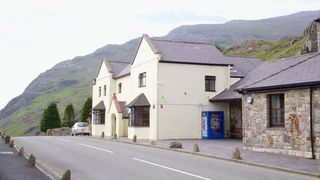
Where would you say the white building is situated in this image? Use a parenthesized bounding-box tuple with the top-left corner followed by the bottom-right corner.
(91, 34, 260, 140)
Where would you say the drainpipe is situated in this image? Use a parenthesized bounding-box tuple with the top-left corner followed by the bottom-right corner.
(310, 87, 316, 159)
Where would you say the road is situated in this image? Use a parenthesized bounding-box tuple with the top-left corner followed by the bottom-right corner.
(14, 136, 314, 180)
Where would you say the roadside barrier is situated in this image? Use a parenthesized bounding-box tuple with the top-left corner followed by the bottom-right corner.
(5, 136, 10, 144)
(193, 143, 200, 152)
(101, 131, 105, 138)
(9, 139, 14, 148)
(27, 154, 36, 167)
(232, 147, 242, 160)
(19, 146, 24, 156)
(132, 135, 137, 142)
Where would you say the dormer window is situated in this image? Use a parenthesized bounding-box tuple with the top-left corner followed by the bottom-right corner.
(139, 72, 146, 87)
(118, 83, 122, 94)
(92, 79, 96, 85)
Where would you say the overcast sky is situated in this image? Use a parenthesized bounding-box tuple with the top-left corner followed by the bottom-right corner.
(0, 0, 319, 109)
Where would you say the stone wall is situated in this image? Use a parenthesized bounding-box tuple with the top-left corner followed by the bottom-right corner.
(242, 88, 320, 159)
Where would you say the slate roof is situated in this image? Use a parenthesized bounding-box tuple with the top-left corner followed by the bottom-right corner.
(151, 39, 232, 66)
(106, 60, 131, 78)
(101, 34, 261, 80)
(211, 52, 320, 101)
(236, 52, 320, 92)
(93, 101, 105, 110)
(224, 56, 261, 77)
(119, 102, 129, 118)
(210, 81, 242, 102)
(127, 93, 150, 107)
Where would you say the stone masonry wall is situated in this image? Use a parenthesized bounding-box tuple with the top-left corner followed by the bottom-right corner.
(242, 88, 320, 159)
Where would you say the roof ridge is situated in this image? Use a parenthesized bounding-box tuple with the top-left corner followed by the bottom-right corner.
(107, 60, 130, 64)
(151, 38, 214, 46)
(241, 53, 320, 90)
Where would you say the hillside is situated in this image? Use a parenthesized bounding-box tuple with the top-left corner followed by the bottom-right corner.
(0, 10, 319, 136)
(224, 36, 306, 61)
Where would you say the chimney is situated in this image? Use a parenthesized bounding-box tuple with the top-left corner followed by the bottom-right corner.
(302, 17, 320, 54)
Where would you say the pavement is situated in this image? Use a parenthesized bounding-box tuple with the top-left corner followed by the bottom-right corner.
(115, 137, 320, 176)
(13, 136, 318, 180)
(0, 139, 50, 180)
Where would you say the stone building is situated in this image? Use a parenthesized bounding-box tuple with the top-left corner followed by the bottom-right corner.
(235, 53, 320, 159)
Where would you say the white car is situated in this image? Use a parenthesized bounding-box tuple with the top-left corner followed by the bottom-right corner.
(71, 122, 90, 136)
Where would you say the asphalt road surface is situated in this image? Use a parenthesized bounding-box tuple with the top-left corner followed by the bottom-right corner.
(14, 136, 314, 180)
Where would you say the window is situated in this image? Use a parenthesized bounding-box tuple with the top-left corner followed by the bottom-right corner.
(268, 94, 285, 127)
(139, 72, 146, 87)
(99, 87, 101, 97)
(103, 85, 107, 96)
(129, 106, 150, 127)
(92, 110, 105, 124)
(118, 83, 122, 94)
(205, 76, 216, 91)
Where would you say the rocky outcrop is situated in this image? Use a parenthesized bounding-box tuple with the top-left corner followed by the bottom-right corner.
(302, 17, 320, 53)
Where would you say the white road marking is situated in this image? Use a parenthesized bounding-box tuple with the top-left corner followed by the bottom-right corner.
(0, 151, 14, 154)
(57, 138, 72, 143)
(78, 143, 114, 154)
(132, 158, 212, 180)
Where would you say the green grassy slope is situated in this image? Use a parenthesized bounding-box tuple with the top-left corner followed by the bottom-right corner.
(224, 36, 306, 61)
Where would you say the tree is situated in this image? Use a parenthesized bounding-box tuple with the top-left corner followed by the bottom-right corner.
(62, 104, 75, 128)
(40, 102, 61, 132)
(80, 97, 92, 122)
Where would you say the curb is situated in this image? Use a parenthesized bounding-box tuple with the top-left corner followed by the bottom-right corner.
(91, 136, 319, 178)
(13, 145, 61, 180)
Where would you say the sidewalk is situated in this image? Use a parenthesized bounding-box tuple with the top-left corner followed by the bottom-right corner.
(0, 140, 50, 180)
(109, 137, 320, 176)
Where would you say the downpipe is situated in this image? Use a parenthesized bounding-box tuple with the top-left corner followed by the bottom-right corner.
(309, 87, 315, 159)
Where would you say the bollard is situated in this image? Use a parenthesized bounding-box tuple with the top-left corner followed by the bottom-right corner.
(193, 143, 200, 152)
(114, 134, 117, 140)
(101, 131, 105, 138)
(60, 169, 71, 180)
(19, 147, 24, 156)
(1, 132, 5, 140)
(232, 147, 242, 160)
(132, 135, 137, 143)
(9, 140, 14, 148)
(5, 136, 10, 144)
(26, 154, 36, 167)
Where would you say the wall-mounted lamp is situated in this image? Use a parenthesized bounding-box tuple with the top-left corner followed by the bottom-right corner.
(246, 96, 253, 104)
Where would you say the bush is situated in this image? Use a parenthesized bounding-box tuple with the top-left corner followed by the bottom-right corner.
(80, 97, 92, 122)
(62, 104, 75, 128)
(40, 103, 61, 132)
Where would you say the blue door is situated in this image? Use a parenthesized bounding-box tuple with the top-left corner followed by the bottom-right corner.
(202, 111, 224, 139)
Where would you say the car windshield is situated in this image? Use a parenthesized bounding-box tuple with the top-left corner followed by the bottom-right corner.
(77, 122, 88, 127)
